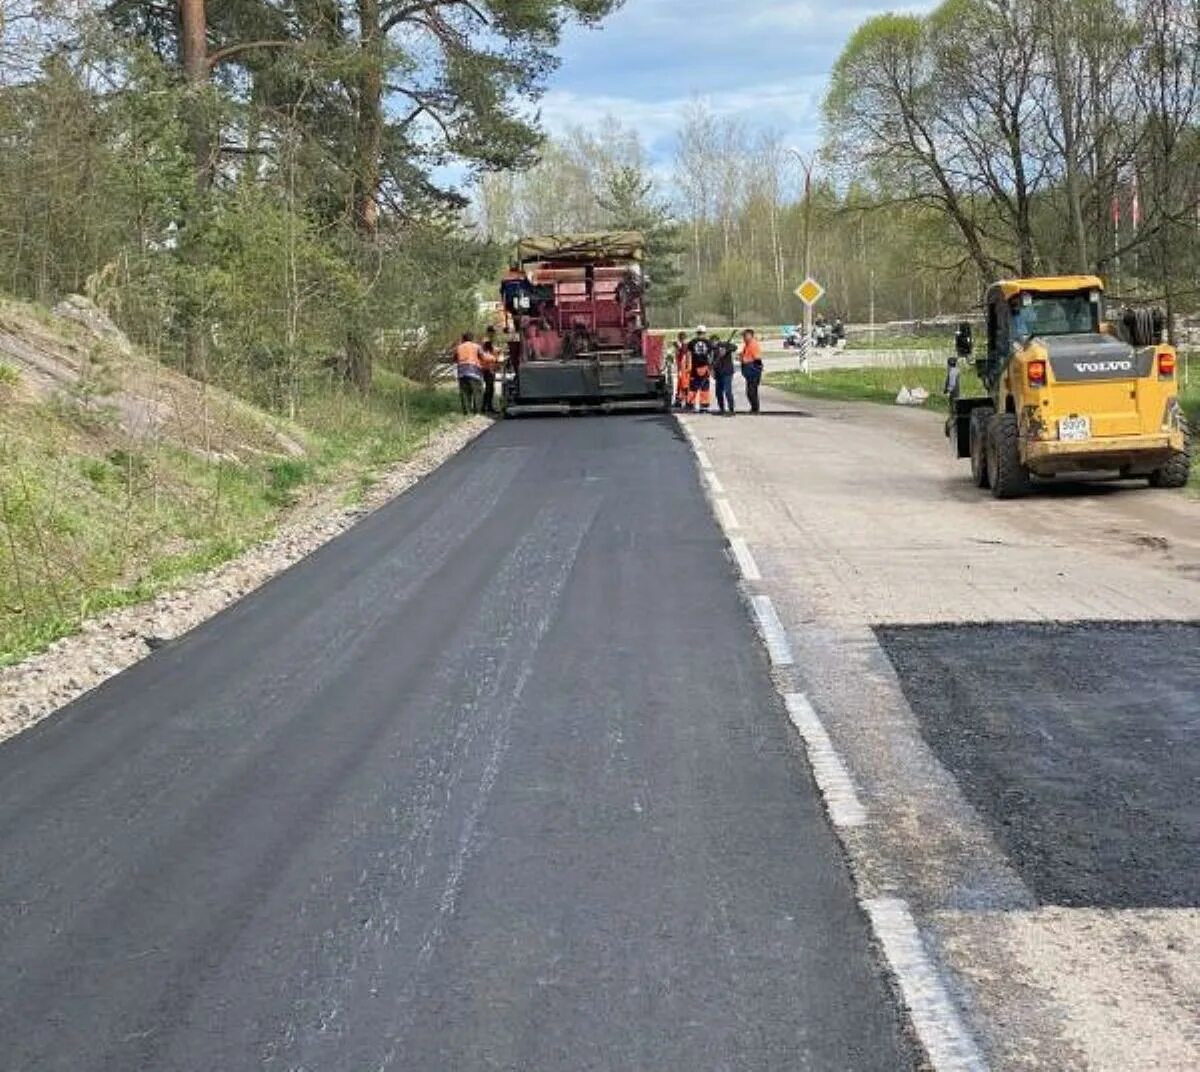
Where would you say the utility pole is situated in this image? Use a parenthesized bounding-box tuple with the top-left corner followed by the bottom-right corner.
(869, 268, 876, 346)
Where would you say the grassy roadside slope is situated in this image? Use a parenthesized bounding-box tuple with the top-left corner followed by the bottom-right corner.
(0, 299, 462, 666)
(768, 361, 1199, 489)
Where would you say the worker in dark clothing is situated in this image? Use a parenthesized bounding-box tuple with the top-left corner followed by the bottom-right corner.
(712, 335, 736, 415)
(686, 326, 713, 412)
(739, 328, 764, 414)
(500, 264, 532, 330)
(944, 355, 961, 402)
(480, 326, 500, 415)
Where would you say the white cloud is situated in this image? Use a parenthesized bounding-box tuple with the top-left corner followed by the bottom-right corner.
(546, 0, 939, 161)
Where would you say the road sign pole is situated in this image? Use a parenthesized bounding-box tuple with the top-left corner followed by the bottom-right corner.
(803, 167, 813, 377)
(793, 276, 825, 377)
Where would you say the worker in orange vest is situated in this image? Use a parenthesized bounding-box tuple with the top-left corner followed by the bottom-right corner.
(455, 333, 484, 415)
(739, 328, 764, 414)
(672, 331, 690, 409)
(686, 326, 713, 413)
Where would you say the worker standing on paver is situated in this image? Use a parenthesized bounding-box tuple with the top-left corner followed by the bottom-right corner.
(455, 332, 484, 415)
(739, 328, 764, 414)
(673, 331, 691, 409)
(687, 326, 713, 413)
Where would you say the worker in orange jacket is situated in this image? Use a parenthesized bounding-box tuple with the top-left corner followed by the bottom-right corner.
(739, 328, 764, 414)
(686, 326, 713, 413)
(454, 333, 484, 415)
(672, 331, 690, 409)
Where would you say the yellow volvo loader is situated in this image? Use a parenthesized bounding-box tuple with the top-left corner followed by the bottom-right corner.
(949, 276, 1191, 498)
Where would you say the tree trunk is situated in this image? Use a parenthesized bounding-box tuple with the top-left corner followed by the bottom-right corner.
(353, 0, 383, 239)
(178, 0, 213, 195)
(1050, 16, 1089, 272)
(177, 0, 213, 379)
(342, 0, 384, 392)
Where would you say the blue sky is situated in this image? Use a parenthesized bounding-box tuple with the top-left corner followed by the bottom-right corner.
(540, 0, 935, 161)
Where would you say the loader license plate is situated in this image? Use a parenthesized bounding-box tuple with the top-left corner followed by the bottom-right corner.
(1059, 416, 1091, 441)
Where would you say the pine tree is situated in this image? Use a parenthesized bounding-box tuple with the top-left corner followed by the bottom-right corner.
(597, 164, 688, 311)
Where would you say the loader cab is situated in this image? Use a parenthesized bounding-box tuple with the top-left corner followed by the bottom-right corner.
(980, 278, 1105, 397)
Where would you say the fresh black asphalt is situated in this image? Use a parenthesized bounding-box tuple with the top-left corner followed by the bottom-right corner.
(877, 620, 1200, 909)
(0, 415, 914, 1071)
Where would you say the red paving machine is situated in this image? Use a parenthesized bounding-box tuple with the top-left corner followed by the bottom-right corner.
(500, 232, 670, 415)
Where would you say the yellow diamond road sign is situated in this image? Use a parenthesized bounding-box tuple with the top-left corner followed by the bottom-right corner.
(795, 278, 824, 306)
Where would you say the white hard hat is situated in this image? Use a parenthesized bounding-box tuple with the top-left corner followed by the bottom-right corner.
(696, 324, 707, 333)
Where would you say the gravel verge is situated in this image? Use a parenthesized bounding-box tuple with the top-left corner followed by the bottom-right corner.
(0, 416, 490, 744)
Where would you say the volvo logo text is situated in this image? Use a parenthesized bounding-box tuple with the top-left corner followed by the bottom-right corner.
(1074, 360, 1133, 373)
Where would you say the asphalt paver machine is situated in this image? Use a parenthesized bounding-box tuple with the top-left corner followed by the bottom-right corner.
(501, 232, 670, 416)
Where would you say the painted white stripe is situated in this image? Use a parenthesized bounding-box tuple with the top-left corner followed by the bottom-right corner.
(715, 498, 740, 534)
(694, 448, 714, 471)
(783, 694, 867, 828)
(704, 469, 725, 495)
(751, 595, 793, 666)
(863, 898, 987, 1072)
(730, 537, 762, 581)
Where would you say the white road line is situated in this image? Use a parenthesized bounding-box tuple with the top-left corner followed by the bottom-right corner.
(751, 595, 793, 666)
(704, 470, 725, 495)
(863, 898, 987, 1072)
(694, 448, 714, 471)
(783, 694, 867, 828)
(715, 498, 740, 534)
(730, 538, 762, 581)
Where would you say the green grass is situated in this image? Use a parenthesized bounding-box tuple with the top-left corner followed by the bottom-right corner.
(843, 333, 947, 351)
(0, 361, 466, 667)
(767, 364, 976, 413)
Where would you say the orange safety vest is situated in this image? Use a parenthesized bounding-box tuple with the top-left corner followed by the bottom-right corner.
(455, 341, 482, 368)
(740, 338, 762, 364)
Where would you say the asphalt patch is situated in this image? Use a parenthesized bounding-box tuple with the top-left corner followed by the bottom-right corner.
(876, 621, 1200, 909)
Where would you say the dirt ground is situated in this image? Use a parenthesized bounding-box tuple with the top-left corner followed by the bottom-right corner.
(685, 386, 1200, 1070)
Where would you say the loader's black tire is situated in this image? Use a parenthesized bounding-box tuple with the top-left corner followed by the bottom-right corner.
(987, 412, 1031, 499)
(969, 406, 994, 488)
(1149, 421, 1192, 488)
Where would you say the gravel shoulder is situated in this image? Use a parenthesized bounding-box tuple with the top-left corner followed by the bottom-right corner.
(687, 386, 1200, 1069)
(0, 416, 490, 744)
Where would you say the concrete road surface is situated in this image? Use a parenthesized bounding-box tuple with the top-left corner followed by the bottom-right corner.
(686, 386, 1200, 1071)
(0, 416, 915, 1071)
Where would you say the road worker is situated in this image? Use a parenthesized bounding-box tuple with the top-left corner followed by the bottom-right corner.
(673, 331, 690, 409)
(712, 334, 736, 415)
(499, 263, 532, 330)
(686, 326, 714, 413)
(739, 328, 763, 414)
(943, 355, 961, 403)
(455, 332, 484, 415)
(481, 326, 500, 415)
